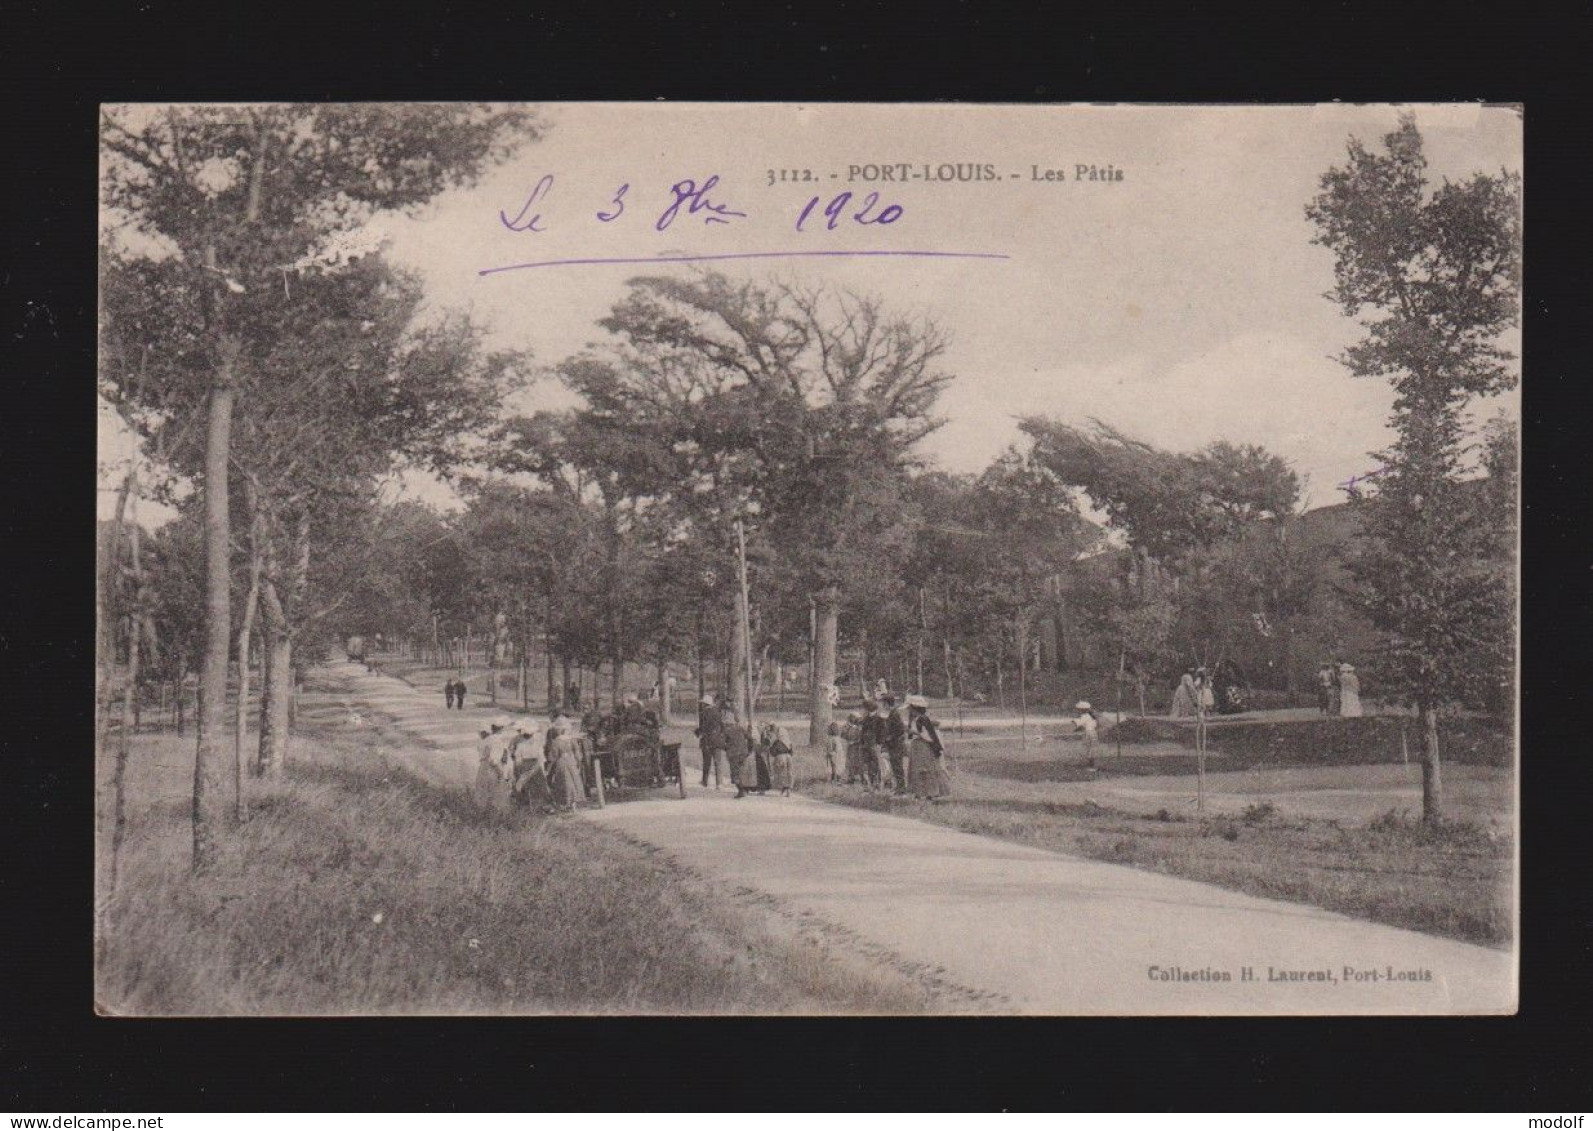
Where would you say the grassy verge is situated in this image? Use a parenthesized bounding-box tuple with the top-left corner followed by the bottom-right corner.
(1113, 712, 1512, 768)
(95, 720, 936, 1015)
(791, 749, 1513, 949)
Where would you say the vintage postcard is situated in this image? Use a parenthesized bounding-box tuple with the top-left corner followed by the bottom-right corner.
(96, 102, 1520, 1015)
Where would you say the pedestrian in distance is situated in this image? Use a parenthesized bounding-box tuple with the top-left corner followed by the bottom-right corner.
(1193, 668, 1215, 715)
(455, 675, 469, 711)
(1073, 700, 1100, 770)
(905, 695, 951, 801)
(1170, 671, 1196, 718)
(1316, 663, 1336, 715)
(445, 679, 457, 710)
(1337, 662, 1363, 717)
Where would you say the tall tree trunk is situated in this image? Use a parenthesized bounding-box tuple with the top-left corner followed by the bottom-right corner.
(545, 618, 556, 710)
(97, 468, 133, 843)
(233, 483, 262, 821)
(520, 635, 530, 711)
(256, 572, 291, 778)
(1420, 700, 1444, 824)
(561, 654, 573, 710)
(808, 586, 839, 746)
(729, 584, 750, 726)
(193, 331, 236, 872)
(110, 472, 145, 898)
(1016, 615, 1029, 749)
(657, 657, 673, 726)
(695, 609, 707, 706)
(97, 488, 127, 745)
(916, 587, 927, 692)
(859, 628, 871, 699)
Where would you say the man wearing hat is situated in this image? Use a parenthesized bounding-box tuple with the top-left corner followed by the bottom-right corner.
(858, 699, 885, 791)
(695, 693, 729, 789)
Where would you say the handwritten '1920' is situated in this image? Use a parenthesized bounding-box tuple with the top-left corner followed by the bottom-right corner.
(498, 174, 904, 234)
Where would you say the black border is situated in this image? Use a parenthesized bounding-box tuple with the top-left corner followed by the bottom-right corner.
(4, 0, 1588, 1112)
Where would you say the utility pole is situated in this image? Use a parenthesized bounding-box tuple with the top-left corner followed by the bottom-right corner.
(735, 519, 756, 731)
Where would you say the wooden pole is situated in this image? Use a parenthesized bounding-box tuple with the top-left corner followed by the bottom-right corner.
(735, 519, 756, 731)
(591, 752, 606, 809)
(1017, 617, 1028, 752)
(1115, 649, 1125, 762)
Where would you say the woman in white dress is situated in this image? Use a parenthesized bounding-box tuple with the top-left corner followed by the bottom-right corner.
(1337, 663, 1363, 717)
(1170, 673, 1197, 718)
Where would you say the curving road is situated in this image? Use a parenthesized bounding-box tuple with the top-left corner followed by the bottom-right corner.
(307, 660, 1516, 1015)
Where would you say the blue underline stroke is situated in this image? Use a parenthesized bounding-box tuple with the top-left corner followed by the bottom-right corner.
(478, 249, 1012, 276)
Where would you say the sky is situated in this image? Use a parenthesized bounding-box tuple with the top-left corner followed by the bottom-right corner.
(100, 102, 1522, 522)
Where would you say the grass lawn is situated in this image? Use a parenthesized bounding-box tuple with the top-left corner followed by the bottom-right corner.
(94, 718, 938, 1015)
(790, 732, 1514, 949)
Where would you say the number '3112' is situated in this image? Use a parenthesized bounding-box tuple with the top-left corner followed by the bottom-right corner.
(796, 191, 904, 231)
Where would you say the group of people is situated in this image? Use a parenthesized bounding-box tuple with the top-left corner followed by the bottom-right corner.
(1168, 669, 1218, 718)
(693, 695, 796, 798)
(443, 675, 469, 710)
(825, 692, 951, 802)
(1316, 661, 1364, 717)
(472, 708, 591, 814)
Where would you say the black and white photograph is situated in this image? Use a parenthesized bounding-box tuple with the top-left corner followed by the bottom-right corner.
(94, 102, 1522, 1016)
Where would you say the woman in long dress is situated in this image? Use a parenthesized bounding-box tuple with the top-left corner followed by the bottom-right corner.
(546, 723, 585, 812)
(726, 720, 759, 798)
(905, 695, 951, 801)
(510, 719, 550, 809)
(1169, 673, 1197, 718)
(763, 722, 795, 796)
(842, 712, 865, 784)
(1337, 664, 1364, 717)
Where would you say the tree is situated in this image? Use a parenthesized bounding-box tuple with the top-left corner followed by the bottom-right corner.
(101, 104, 538, 864)
(1306, 114, 1521, 822)
(550, 272, 953, 740)
(1021, 419, 1299, 563)
(1021, 417, 1301, 701)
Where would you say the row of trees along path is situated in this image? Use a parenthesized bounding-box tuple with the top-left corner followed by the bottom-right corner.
(100, 105, 540, 870)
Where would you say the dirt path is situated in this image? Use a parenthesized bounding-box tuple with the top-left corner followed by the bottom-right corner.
(316, 660, 1514, 1015)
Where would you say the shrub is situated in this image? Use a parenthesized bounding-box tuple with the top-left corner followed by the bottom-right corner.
(1241, 802, 1277, 826)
